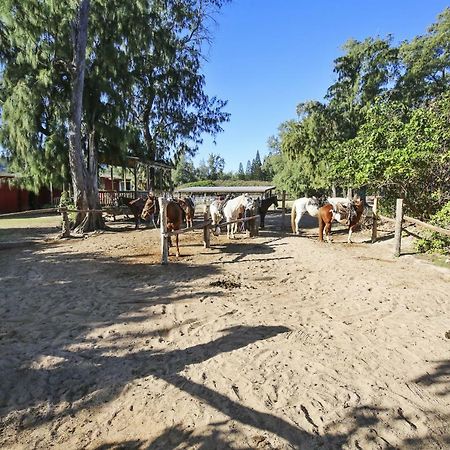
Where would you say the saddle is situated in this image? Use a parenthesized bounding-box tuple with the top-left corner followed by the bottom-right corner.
(218, 194, 233, 213)
(332, 201, 357, 226)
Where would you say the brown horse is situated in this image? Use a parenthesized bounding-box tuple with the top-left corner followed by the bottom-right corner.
(142, 196, 184, 256)
(121, 197, 151, 229)
(175, 197, 195, 228)
(318, 196, 364, 243)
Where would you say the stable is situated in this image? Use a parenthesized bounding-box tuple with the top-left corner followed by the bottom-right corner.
(175, 185, 277, 201)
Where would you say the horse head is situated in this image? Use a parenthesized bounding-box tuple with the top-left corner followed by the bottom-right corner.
(271, 195, 279, 208)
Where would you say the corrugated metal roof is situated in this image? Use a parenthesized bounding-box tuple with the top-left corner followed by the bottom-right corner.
(175, 185, 276, 194)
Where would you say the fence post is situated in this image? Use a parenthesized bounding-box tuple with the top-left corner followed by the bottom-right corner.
(251, 199, 260, 237)
(60, 207, 71, 238)
(203, 204, 210, 249)
(394, 198, 403, 257)
(159, 197, 169, 265)
(281, 190, 286, 231)
(371, 196, 378, 243)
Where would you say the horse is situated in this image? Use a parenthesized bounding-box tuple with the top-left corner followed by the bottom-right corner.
(238, 196, 256, 232)
(318, 195, 364, 243)
(258, 195, 278, 229)
(142, 197, 184, 256)
(209, 195, 232, 236)
(223, 194, 254, 239)
(290, 197, 320, 234)
(120, 196, 158, 229)
(138, 194, 160, 228)
(176, 197, 195, 228)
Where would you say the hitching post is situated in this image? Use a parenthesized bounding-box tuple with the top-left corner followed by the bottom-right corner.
(203, 204, 210, 248)
(394, 198, 403, 257)
(371, 196, 378, 243)
(159, 197, 169, 265)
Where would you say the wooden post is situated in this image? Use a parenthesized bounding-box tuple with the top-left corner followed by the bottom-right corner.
(281, 190, 286, 231)
(159, 197, 169, 265)
(250, 200, 260, 237)
(371, 196, 378, 243)
(394, 198, 403, 257)
(203, 204, 210, 249)
(60, 207, 71, 238)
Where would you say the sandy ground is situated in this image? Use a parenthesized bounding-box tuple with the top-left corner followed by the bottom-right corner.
(0, 211, 449, 449)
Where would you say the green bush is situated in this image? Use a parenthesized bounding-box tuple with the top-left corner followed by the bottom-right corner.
(416, 201, 450, 255)
(58, 191, 77, 224)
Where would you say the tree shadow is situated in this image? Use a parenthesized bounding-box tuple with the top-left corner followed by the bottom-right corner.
(0, 242, 221, 424)
(2, 236, 449, 449)
(413, 359, 450, 397)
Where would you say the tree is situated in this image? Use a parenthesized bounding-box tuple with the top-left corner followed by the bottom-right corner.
(196, 152, 225, 180)
(128, 0, 230, 187)
(172, 153, 197, 186)
(245, 160, 252, 178)
(252, 150, 263, 180)
(0, 0, 230, 231)
(396, 8, 450, 106)
(237, 162, 245, 180)
(67, 0, 105, 231)
(330, 95, 450, 217)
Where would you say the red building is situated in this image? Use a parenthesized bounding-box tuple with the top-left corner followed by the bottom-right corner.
(0, 172, 60, 214)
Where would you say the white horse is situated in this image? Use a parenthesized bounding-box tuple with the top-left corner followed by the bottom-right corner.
(326, 197, 352, 210)
(223, 194, 254, 239)
(291, 197, 320, 234)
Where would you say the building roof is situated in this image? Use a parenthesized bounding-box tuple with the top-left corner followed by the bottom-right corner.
(175, 185, 276, 195)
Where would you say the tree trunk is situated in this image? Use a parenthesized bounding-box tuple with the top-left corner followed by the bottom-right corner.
(143, 102, 157, 189)
(67, 0, 103, 233)
(74, 126, 105, 232)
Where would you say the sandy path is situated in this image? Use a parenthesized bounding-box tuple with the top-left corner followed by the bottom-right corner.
(0, 213, 449, 449)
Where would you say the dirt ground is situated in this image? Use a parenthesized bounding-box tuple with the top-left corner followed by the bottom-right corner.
(0, 211, 449, 449)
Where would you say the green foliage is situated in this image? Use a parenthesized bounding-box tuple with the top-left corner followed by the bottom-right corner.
(172, 154, 197, 186)
(195, 153, 225, 181)
(268, 6, 450, 223)
(58, 190, 76, 222)
(0, 0, 230, 192)
(416, 201, 450, 254)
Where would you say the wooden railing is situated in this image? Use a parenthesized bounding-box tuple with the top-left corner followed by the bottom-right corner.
(98, 190, 148, 206)
(372, 198, 450, 257)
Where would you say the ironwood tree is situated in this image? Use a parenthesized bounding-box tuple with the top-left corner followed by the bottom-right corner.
(0, 0, 230, 231)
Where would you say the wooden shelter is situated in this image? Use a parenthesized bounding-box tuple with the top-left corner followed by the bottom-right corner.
(175, 185, 276, 199)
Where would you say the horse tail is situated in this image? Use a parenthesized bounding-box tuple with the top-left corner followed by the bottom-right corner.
(291, 201, 296, 233)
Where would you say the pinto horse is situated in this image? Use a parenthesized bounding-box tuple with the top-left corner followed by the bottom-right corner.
(258, 195, 278, 229)
(318, 195, 364, 243)
(290, 197, 319, 234)
(142, 196, 184, 256)
(209, 195, 233, 236)
(223, 194, 254, 239)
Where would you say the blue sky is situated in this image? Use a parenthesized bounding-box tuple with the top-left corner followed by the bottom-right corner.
(195, 0, 449, 172)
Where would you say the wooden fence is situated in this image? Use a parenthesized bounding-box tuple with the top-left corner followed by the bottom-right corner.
(371, 198, 450, 257)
